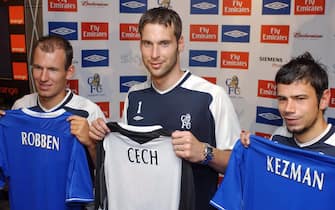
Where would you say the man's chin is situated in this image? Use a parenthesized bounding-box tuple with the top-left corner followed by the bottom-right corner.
(287, 126, 305, 135)
(37, 92, 52, 99)
(37, 87, 50, 92)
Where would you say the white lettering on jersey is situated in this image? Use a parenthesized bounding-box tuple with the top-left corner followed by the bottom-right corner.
(133, 101, 144, 121)
(128, 147, 158, 165)
(136, 101, 142, 114)
(21, 132, 60, 151)
(266, 155, 324, 191)
(180, 113, 191, 129)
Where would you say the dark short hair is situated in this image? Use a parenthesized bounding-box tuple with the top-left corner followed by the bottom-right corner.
(32, 35, 73, 70)
(138, 7, 182, 41)
(275, 51, 328, 102)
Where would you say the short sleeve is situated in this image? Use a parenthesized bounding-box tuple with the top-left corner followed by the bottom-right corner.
(213, 87, 241, 150)
(65, 136, 94, 203)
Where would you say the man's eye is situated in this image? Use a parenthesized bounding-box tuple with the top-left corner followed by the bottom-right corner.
(142, 42, 151, 47)
(32, 66, 42, 70)
(161, 42, 169, 47)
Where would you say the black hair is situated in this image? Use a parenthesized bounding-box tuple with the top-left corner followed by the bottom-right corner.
(275, 51, 328, 102)
(138, 7, 182, 41)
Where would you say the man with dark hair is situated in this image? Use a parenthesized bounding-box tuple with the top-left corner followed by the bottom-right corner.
(90, 7, 241, 210)
(241, 51, 334, 155)
(211, 52, 335, 210)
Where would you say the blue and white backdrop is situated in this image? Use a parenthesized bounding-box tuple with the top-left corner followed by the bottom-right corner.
(43, 0, 335, 137)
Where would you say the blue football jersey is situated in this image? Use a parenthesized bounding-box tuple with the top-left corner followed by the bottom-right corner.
(0, 108, 93, 210)
(210, 135, 335, 210)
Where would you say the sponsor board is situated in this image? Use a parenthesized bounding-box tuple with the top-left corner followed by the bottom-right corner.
(222, 0, 251, 15)
(48, 0, 77, 12)
(49, 22, 78, 40)
(120, 23, 140, 40)
(120, 0, 147, 13)
(258, 80, 276, 99)
(262, 0, 290, 15)
(189, 50, 217, 67)
(119, 75, 147, 93)
(221, 25, 250, 43)
(81, 22, 108, 40)
(221, 51, 249, 70)
(82, 50, 109, 67)
(256, 106, 283, 126)
(294, 0, 325, 15)
(190, 0, 218, 14)
(190, 24, 218, 42)
(261, 25, 289, 44)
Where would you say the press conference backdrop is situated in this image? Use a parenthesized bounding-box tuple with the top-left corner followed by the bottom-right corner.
(43, 0, 335, 137)
(0, 0, 30, 109)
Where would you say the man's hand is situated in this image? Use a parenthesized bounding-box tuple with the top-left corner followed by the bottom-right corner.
(67, 115, 93, 147)
(67, 115, 97, 165)
(171, 130, 205, 163)
(89, 117, 110, 141)
(0, 110, 5, 116)
(172, 130, 232, 173)
(240, 130, 251, 148)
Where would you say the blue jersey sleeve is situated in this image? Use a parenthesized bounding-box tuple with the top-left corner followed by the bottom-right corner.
(65, 136, 93, 203)
(210, 140, 244, 210)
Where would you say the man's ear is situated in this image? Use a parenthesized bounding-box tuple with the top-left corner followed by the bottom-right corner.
(319, 89, 331, 110)
(66, 64, 75, 80)
(178, 35, 185, 53)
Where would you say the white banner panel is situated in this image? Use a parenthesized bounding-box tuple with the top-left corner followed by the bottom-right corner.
(43, 0, 335, 136)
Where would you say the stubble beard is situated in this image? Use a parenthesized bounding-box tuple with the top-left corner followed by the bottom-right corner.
(287, 115, 318, 136)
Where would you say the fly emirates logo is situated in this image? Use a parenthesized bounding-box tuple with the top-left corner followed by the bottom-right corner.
(82, 22, 108, 40)
(258, 80, 276, 99)
(261, 25, 289, 44)
(223, 0, 251, 15)
(48, 0, 77, 12)
(295, 0, 325, 15)
(221, 51, 249, 69)
(120, 23, 140, 40)
(190, 25, 218, 42)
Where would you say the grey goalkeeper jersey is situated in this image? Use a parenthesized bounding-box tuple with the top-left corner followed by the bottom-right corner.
(95, 122, 195, 210)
